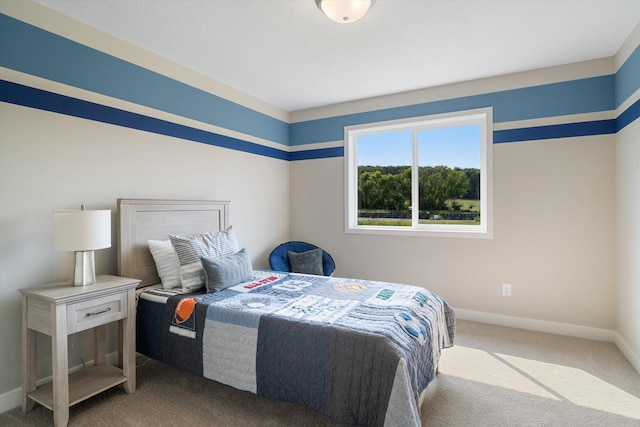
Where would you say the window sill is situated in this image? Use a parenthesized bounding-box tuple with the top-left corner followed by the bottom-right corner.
(345, 225, 493, 239)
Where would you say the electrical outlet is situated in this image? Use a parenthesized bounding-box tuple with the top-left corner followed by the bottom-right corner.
(502, 283, 512, 296)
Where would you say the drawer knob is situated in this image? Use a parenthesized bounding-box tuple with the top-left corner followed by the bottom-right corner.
(86, 307, 111, 317)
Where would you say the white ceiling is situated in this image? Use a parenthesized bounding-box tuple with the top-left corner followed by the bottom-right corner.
(34, 0, 640, 112)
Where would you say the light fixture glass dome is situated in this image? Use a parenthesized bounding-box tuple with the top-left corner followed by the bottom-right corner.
(315, 0, 375, 24)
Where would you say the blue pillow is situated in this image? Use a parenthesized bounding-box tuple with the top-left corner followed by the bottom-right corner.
(201, 248, 253, 293)
(288, 248, 323, 275)
(170, 226, 239, 291)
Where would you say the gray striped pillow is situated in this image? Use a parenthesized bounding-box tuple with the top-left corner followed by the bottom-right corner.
(169, 226, 240, 291)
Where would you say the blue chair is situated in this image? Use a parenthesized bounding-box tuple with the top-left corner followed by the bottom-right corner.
(268, 241, 335, 276)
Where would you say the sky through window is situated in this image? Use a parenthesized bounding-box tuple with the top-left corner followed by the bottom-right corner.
(357, 125, 481, 168)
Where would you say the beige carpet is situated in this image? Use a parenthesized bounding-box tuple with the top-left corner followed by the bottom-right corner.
(2, 320, 639, 426)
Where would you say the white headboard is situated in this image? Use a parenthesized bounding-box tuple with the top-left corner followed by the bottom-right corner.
(117, 199, 230, 287)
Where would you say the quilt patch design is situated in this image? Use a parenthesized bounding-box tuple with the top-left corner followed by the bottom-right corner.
(273, 294, 359, 323)
(169, 296, 202, 338)
(333, 281, 366, 293)
(229, 270, 286, 293)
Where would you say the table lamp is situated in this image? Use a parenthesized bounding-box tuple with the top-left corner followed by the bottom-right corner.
(54, 205, 111, 286)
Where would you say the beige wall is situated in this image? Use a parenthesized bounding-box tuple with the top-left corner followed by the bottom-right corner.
(290, 134, 616, 329)
(616, 117, 640, 364)
(614, 22, 640, 371)
(0, 102, 290, 402)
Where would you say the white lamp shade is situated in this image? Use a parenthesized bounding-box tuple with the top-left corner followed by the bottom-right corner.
(317, 0, 373, 23)
(54, 209, 111, 252)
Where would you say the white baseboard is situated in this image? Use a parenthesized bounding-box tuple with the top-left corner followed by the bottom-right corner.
(454, 308, 616, 341)
(454, 308, 640, 375)
(0, 388, 21, 415)
(0, 351, 120, 414)
(613, 331, 640, 375)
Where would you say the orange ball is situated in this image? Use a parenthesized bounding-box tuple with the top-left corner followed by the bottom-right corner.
(174, 298, 197, 324)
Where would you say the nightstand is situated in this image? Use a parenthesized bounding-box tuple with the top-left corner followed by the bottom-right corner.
(20, 275, 140, 427)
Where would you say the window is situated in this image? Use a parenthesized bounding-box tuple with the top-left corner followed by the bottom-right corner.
(345, 108, 492, 238)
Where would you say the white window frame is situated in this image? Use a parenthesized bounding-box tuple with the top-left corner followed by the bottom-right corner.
(344, 107, 493, 238)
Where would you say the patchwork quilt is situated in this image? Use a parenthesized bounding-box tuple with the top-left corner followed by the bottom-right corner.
(139, 271, 455, 427)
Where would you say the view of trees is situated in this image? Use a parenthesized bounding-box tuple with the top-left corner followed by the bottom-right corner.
(358, 165, 480, 212)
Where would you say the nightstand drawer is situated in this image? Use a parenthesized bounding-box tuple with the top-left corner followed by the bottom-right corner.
(67, 292, 127, 333)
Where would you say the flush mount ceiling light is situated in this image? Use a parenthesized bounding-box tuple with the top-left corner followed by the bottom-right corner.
(315, 0, 375, 24)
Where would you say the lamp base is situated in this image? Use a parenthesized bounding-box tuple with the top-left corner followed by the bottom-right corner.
(73, 250, 97, 286)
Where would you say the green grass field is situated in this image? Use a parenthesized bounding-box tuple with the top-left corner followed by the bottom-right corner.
(449, 199, 480, 212)
(358, 218, 480, 226)
(357, 199, 480, 226)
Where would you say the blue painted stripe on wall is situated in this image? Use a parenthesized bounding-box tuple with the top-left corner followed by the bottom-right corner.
(615, 45, 640, 109)
(493, 120, 616, 144)
(3, 77, 634, 161)
(0, 14, 289, 146)
(290, 147, 344, 161)
(290, 117, 624, 158)
(4, 76, 636, 162)
(290, 76, 615, 146)
(0, 80, 290, 161)
(616, 98, 640, 132)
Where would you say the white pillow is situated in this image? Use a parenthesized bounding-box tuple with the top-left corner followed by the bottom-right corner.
(148, 239, 182, 290)
(169, 226, 240, 291)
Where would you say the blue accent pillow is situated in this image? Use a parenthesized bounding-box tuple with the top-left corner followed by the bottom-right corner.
(287, 248, 323, 275)
(170, 226, 240, 291)
(201, 248, 253, 293)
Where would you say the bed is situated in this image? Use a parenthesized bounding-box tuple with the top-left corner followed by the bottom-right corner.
(117, 198, 455, 427)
